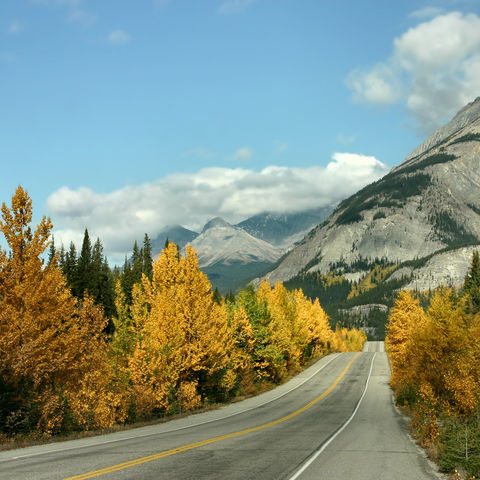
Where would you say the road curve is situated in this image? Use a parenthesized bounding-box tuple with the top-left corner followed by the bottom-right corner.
(0, 342, 440, 480)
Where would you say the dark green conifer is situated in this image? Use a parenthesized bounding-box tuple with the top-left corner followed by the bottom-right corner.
(142, 233, 153, 279)
(464, 250, 480, 314)
(47, 235, 56, 265)
(76, 228, 93, 297)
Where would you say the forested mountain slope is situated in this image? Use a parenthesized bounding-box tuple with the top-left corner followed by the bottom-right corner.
(263, 97, 480, 287)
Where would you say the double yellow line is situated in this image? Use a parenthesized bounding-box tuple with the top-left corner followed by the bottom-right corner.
(65, 353, 360, 480)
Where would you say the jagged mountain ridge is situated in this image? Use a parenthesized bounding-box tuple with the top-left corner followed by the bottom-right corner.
(151, 225, 198, 254)
(235, 206, 334, 249)
(186, 217, 283, 268)
(264, 97, 480, 287)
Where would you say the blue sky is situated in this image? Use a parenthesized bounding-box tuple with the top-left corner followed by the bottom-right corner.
(2, 0, 480, 262)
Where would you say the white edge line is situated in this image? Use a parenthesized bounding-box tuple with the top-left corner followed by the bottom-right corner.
(287, 352, 377, 480)
(8, 353, 342, 461)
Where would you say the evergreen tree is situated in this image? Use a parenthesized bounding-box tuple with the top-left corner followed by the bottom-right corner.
(131, 240, 143, 285)
(76, 228, 92, 297)
(142, 233, 153, 279)
(465, 250, 480, 314)
(121, 255, 134, 304)
(91, 238, 104, 302)
(212, 287, 222, 305)
(47, 235, 56, 265)
(61, 242, 78, 293)
(90, 238, 116, 321)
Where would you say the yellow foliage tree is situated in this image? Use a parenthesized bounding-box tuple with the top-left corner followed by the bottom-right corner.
(385, 290, 426, 391)
(293, 289, 333, 358)
(0, 187, 123, 434)
(256, 281, 304, 376)
(129, 243, 236, 416)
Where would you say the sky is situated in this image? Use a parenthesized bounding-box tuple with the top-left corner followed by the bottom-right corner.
(2, 0, 480, 263)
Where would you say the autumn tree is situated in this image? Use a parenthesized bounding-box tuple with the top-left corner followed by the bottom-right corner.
(385, 290, 426, 392)
(0, 187, 124, 435)
(129, 243, 237, 417)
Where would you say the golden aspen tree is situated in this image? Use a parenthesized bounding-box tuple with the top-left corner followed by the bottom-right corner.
(419, 290, 477, 416)
(129, 243, 236, 416)
(330, 325, 367, 352)
(385, 290, 426, 391)
(0, 187, 122, 434)
(228, 306, 256, 393)
(110, 280, 136, 372)
(293, 289, 333, 358)
(256, 281, 302, 379)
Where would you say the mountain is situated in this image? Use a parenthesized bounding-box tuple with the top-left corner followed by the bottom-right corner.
(188, 217, 283, 267)
(264, 97, 480, 296)
(186, 217, 283, 292)
(236, 206, 334, 249)
(151, 225, 198, 255)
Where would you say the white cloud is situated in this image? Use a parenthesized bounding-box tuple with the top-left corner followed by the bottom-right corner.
(219, 0, 256, 15)
(46, 155, 389, 263)
(8, 20, 24, 34)
(108, 30, 131, 45)
(346, 11, 480, 133)
(346, 63, 402, 105)
(232, 147, 252, 161)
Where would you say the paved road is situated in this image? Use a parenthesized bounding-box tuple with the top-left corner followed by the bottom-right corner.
(0, 342, 441, 480)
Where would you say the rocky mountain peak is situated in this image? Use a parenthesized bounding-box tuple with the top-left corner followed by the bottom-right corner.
(202, 217, 231, 233)
(401, 96, 480, 169)
(262, 97, 480, 287)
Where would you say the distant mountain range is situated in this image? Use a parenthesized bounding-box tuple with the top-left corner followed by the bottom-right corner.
(150, 97, 480, 321)
(236, 207, 334, 249)
(149, 208, 332, 292)
(151, 225, 198, 252)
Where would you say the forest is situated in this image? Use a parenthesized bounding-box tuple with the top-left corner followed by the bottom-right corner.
(0, 187, 366, 443)
(385, 250, 480, 478)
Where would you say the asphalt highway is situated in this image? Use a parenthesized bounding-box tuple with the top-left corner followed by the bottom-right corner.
(0, 342, 441, 480)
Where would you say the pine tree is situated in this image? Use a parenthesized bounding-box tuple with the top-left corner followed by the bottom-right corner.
(121, 255, 133, 304)
(90, 238, 116, 321)
(142, 233, 153, 280)
(62, 242, 78, 292)
(91, 238, 104, 302)
(47, 235, 56, 265)
(76, 228, 92, 297)
(465, 250, 480, 314)
(131, 240, 143, 285)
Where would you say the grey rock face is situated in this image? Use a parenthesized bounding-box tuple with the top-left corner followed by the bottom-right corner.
(263, 98, 480, 287)
(236, 206, 334, 249)
(339, 304, 389, 318)
(404, 246, 479, 291)
(186, 217, 283, 268)
(151, 225, 198, 255)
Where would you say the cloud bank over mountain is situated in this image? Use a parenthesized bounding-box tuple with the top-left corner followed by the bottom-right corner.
(347, 11, 480, 134)
(47, 153, 388, 262)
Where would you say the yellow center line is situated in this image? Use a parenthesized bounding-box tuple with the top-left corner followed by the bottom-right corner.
(64, 352, 360, 480)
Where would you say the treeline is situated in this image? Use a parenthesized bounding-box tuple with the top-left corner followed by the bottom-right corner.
(385, 251, 480, 478)
(0, 187, 366, 441)
(54, 229, 154, 321)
